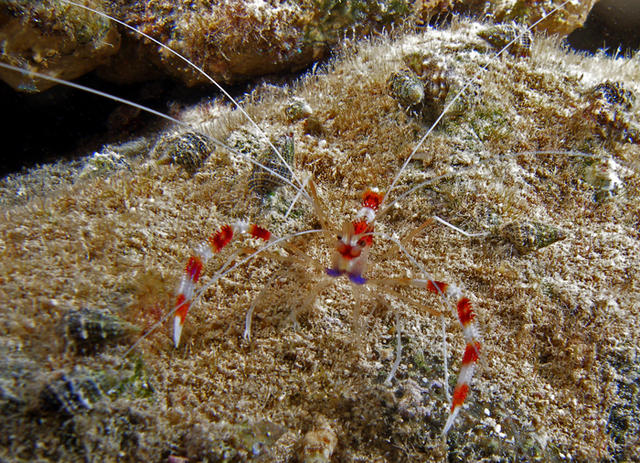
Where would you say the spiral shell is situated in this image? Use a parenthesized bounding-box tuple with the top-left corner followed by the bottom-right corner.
(389, 58, 449, 125)
(499, 221, 566, 254)
(478, 24, 532, 57)
(40, 370, 104, 415)
(285, 97, 313, 122)
(155, 131, 211, 174)
(247, 133, 295, 198)
(388, 69, 425, 109)
(62, 307, 133, 354)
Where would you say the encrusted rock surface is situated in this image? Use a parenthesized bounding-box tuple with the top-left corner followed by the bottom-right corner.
(1, 8, 639, 463)
(0, 0, 120, 92)
(1, 0, 598, 92)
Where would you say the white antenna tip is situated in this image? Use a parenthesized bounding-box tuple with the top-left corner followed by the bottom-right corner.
(173, 316, 183, 348)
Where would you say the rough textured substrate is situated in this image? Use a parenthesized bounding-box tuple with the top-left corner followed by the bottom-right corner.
(1, 20, 639, 462)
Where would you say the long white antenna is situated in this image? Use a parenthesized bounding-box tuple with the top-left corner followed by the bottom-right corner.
(382, 0, 573, 207)
(0, 61, 301, 193)
(59, 0, 308, 198)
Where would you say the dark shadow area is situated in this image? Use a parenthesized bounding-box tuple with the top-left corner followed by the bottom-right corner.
(567, 0, 640, 55)
(5, 1, 639, 178)
(0, 73, 223, 177)
(0, 65, 315, 178)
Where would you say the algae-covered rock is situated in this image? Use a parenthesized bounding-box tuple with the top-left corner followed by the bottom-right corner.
(584, 80, 639, 145)
(481, 0, 596, 36)
(181, 419, 287, 461)
(0, 0, 417, 91)
(1, 1, 599, 93)
(0, 0, 120, 92)
(39, 362, 153, 416)
(606, 347, 640, 461)
(2, 8, 640, 462)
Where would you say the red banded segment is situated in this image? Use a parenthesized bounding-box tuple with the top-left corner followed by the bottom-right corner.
(426, 280, 448, 294)
(175, 294, 190, 323)
(174, 220, 273, 348)
(457, 297, 475, 326)
(462, 341, 481, 365)
(210, 225, 234, 252)
(362, 189, 383, 210)
(442, 292, 480, 434)
(185, 256, 203, 282)
(451, 384, 470, 411)
(249, 224, 271, 241)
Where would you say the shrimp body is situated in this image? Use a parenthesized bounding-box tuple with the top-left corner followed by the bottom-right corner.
(326, 189, 381, 284)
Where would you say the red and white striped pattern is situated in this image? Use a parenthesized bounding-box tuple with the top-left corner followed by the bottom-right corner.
(443, 286, 481, 434)
(419, 280, 481, 432)
(356, 188, 383, 224)
(173, 221, 272, 347)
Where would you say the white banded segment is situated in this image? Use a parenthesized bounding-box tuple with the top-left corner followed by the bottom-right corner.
(173, 220, 274, 347)
(408, 279, 481, 434)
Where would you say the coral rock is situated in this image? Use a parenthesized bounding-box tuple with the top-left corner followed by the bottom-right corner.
(0, 0, 120, 92)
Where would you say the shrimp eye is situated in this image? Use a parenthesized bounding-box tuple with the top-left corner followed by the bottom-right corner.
(336, 234, 342, 240)
(357, 239, 365, 247)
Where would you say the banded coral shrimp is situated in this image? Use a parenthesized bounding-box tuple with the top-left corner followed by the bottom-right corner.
(2, 1, 640, 462)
